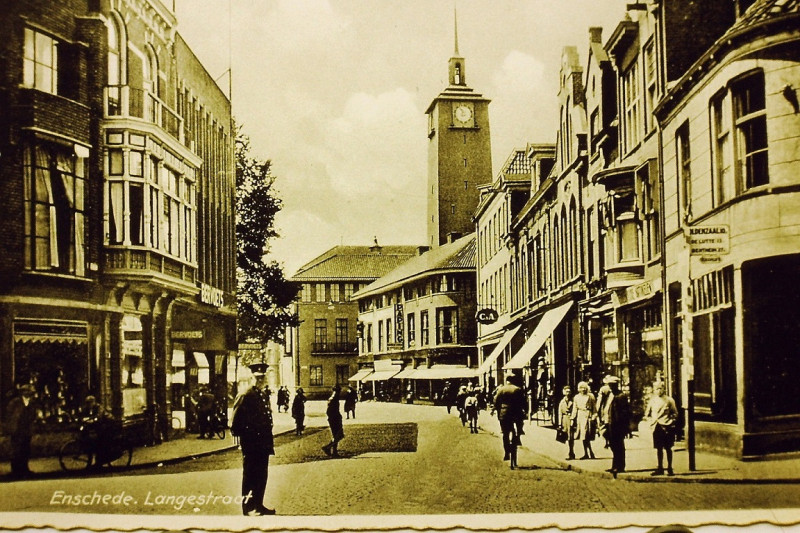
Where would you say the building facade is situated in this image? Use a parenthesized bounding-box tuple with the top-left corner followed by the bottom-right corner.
(353, 234, 478, 402)
(287, 243, 417, 400)
(0, 0, 236, 443)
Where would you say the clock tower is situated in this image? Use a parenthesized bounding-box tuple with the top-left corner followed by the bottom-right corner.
(426, 10, 492, 248)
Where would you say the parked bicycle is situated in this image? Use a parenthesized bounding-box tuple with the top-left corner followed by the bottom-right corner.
(58, 416, 134, 471)
(207, 409, 227, 440)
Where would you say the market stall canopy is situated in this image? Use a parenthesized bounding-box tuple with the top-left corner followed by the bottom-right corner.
(504, 301, 574, 370)
(348, 368, 374, 382)
(477, 325, 521, 375)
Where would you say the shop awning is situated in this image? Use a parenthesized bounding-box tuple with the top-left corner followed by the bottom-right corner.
(348, 368, 374, 382)
(411, 365, 476, 380)
(363, 367, 402, 382)
(477, 325, 521, 376)
(392, 367, 417, 379)
(193, 352, 209, 368)
(505, 301, 574, 370)
(171, 349, 186, 367)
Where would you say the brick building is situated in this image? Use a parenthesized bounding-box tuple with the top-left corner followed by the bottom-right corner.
(0, 0, 236, 443)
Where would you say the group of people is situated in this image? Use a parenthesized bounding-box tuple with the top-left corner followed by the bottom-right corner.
(556, 376, 679, 477)
(449, 383, 488, 434)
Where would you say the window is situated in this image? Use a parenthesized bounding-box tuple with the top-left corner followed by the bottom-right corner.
(377, 321, 383, 351)
(23, 28, 58, 94)
(309, 366, 323, 387)
(386, 318, 392, 347)
(335, 318, 348, 348)
(23, 144, 86, 276)
(336, 365, 349, 386)
(344, 283, 354, 301)
(436, 307, 458, 344)
(643, 39, 657, 132)
(314, 319, 327, 351)
(420, 311, 429, 346)
(614, 194, 640, 263)
(330, 283, 341, 302)
(711, 91, 735, 206)
(733, 71, 768, 190)
(315, 283, 325, 302)
(676, 121, 692, 222)
(366, 323, 373, 352)
(622, 58, 641, 152)
(407, 313, 416, 345)
(301, 284, 312, 302)
(637, 161, 661, 260)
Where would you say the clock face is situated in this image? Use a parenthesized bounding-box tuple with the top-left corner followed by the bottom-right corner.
(454, 104, 473, 124)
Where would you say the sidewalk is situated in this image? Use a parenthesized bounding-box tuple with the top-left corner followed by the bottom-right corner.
(479, 410, 800, 483)
(4, 403, 800, 483)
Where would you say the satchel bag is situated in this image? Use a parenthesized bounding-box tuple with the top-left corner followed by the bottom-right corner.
(555, 429, 568, 443)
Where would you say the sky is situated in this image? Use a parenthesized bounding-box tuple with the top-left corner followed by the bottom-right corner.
(175, 0, 629, 276)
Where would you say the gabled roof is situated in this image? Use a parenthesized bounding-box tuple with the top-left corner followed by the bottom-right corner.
(353, 234, 476, 298)
(291, 245, 419, 282)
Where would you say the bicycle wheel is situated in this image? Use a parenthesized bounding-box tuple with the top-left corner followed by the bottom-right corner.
(215, 425, 226, 439)
(59, 440, 92, 471)
(171, 416, 183, 430)
(107, 446, 133, 468)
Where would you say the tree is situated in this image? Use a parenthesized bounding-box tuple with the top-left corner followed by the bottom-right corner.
(236, 131, 299, 346)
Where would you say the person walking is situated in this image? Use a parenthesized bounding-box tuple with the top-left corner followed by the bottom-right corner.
(322, 385, 344, 457)
(6, 384, 37, 479)
(557, 385, 576, 460)
(291, 388, 306, 436)
(464, 391, 479, 433)
(230, 364, 275, 516)
(493, 374, 526, 469)
(197, 386, 215, 439)
(570, 381, 597, 460)
(344, 386, 358, 419)
(602, 376, 631, 477)
(456, 385, 468, 426)
(644, 381, 679, 476)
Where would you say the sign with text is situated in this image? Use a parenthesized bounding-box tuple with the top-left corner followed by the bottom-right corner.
(172, 330, 203, 339)
(687, 225, 729, 256)
(476, 308, 499, 325)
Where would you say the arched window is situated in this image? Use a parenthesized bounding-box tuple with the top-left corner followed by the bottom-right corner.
(552, 217, 560, 287)
(560, 207, 568, 283)
(107, 14, 125, 86)
(144, 45, 158, 97)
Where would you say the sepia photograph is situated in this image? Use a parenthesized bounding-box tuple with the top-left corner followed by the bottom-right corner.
(0, 0, 799, 531)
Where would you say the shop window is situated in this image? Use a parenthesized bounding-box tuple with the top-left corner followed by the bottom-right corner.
(23, 144, 86, 276)
(309, 366, 323, 387)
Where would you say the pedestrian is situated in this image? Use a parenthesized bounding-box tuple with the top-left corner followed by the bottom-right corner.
(344, 386, 358, 419)
(557, 385, 576, 460)
(442, 382, 452, 413)
(596, 381, 612, 449)
(493, 374, 526, 469)
(197, 386, 215, 439)
(644, 381, 679, 476)
(322, 385, 344, 457)
(602, 376, 631, 477)
(456, 385, 468, 426)
(5, 384, 38, 479)
(230, 364, 275, 516)
(464, 391, 479, 433)
(291, 388, 306, 436)
(570, 381, 597, 460)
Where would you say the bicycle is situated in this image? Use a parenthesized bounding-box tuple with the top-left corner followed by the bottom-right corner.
(208, 410, 227, 440)
(58, 417, 133, 472)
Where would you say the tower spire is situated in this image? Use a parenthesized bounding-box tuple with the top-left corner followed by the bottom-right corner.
(454, 6, 459, 56)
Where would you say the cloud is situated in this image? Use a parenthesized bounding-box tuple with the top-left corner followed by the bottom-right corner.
(492, 50, 546, 95)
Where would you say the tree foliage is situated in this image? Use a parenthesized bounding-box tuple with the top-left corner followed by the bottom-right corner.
(236, 131, 299, 344)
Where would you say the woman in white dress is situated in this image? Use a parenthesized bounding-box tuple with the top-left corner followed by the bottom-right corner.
(570, 381, 597, 459)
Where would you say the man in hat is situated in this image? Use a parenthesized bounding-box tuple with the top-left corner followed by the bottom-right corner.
(6, 384, 38, 478)
(230, 364, 275, 516)
(492, 373, 526, 465)
(602, 375, 631, 477)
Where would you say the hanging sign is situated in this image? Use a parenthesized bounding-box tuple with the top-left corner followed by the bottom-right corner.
(476, 308, 499, 325)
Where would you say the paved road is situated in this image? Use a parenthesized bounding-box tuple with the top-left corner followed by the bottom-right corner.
(1, 402, 799, 516)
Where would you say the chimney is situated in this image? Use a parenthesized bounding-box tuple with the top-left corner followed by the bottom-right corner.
(589, 27, 603, 44)
(369, 236, 382, 254)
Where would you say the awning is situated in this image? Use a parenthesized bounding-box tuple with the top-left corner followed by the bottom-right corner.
(477, 325, 521, 375)
(348, 368, 374, 382)
(192, 352, 209, 368)
(363, 367, 402, 382)
(410, 365, 476, 380)
(505, 301, 574, 370)
(392, 367, 417, 379)
(171, 349, 186, 367)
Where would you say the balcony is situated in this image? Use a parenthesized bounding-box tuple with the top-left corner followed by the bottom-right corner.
(105, 85, 185, 146)
(103, 247, 197, 294)
(311, 342, 358, 354)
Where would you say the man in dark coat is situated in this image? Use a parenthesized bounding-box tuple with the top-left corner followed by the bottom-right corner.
(322, 385, 344, 457)
(602, 375, 631, 477)
(492, 374, 526, 463)
(6, 384, 37, 478)
(291, 388, 306, 436)
(197, 387, 215, 439)
(231, 365, 275, 516)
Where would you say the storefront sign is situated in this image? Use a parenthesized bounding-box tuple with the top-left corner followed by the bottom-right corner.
(476, 308, 499, 325)
(687, 225, 729, 256)
(239, 343, 262, 350)
(172, 330, 203, 339)
(199, 283, 225, 307)
(395, 304, 404, 343)
(613, 278, 662, 308)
